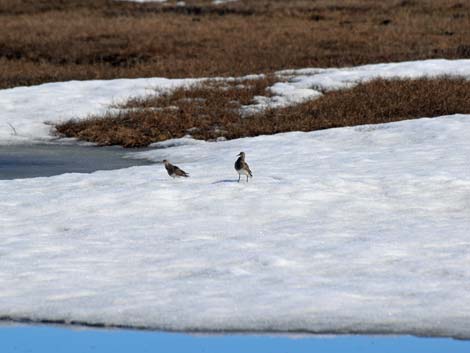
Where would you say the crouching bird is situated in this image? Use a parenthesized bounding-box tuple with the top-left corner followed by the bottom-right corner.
(163, 159, 189, 178)
(234, 152, 252, 182)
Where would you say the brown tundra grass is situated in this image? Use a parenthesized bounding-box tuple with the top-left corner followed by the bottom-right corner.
(55, 77, 470, 147)
(2, 0, 470, 88)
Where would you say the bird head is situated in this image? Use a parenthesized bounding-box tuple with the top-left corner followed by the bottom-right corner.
(237, 152, 245, 158)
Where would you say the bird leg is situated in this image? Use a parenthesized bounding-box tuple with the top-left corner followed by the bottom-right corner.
(238, 174, 241, 182)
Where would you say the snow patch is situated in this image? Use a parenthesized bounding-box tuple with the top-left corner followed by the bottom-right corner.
(213, 0, 239, 4)
(1, 115, 470, 338)
(248, 59, 470, 115)
(0, 78, 195, 145)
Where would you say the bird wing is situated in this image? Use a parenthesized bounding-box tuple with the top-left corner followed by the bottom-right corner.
(234, 157, 243, 171)
(243, 161, 253, 177)
(174, 166, 189, 177)
(165, 163, 174, 175)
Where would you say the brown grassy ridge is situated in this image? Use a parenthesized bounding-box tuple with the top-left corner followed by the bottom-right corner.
(55, 77, 470, 147)
(55, 76, 277, 147)
(1, 0, 470, 88)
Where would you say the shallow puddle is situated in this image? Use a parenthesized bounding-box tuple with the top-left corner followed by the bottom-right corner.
(0, 143, 153, 180)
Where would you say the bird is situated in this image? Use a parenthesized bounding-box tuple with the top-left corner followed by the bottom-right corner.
(234, 152, 252, 182)
(163, 159, 189, 178)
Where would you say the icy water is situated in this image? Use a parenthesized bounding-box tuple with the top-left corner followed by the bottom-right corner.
(0, 143, 153, 180)
(2, 326, 470, 353)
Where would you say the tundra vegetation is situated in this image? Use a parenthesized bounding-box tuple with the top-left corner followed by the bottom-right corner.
(2, 0, 469, 146)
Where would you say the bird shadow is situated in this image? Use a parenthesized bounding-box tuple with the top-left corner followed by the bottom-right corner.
(212, 179, 239, 184)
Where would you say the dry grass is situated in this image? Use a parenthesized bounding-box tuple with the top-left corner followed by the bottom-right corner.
(2, 0, 470, 88)
(55, 77, 470, 147)
(55, 76, 277, 147)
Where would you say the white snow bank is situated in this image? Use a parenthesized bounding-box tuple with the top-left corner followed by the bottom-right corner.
(1, 115, 470, 338)
(280, 59, 470, 92)
(1, 59, 470, 144)
(255, 59, 470, 110)
(0, 78, 195, 145)
(213, 0, 239, 4)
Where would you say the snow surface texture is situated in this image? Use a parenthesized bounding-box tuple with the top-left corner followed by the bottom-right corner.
(2, 115, 470, 338)
(1, 59, 470, 145)
(2, 59, 470, 338)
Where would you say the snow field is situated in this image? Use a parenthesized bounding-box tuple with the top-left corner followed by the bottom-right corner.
(1, 115, 470, 337)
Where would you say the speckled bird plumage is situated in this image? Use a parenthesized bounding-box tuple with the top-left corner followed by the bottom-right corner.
(163, 160, 189, 178)
(234, 152, 252, 182)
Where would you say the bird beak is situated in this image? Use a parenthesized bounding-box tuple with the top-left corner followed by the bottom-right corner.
(236, 153, 241, 156)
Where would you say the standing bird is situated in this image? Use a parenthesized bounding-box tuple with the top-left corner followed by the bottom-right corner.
(234, 152, 252, 182)
(163, 159, 189, 178)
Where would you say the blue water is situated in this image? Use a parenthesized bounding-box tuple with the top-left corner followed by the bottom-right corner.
(2, 326, 470, 353)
